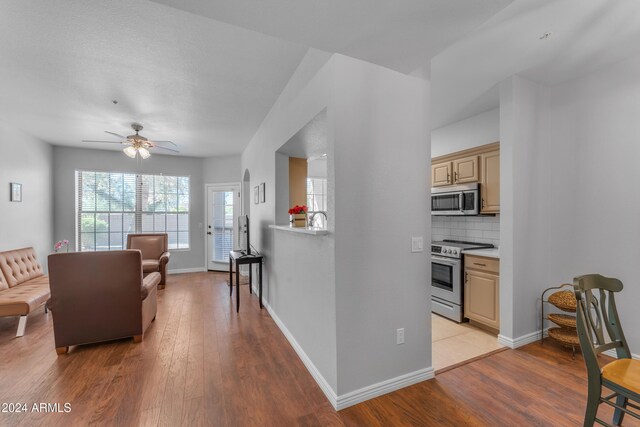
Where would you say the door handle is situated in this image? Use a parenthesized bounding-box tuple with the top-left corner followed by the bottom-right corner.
(454, 171, 458, 182)
(465, 272, 468, 283)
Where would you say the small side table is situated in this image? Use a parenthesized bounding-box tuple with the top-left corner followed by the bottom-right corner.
(229, 250, 263, 313)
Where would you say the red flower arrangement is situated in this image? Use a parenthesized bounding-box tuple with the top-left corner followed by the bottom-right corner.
(288, 205, 308, 215)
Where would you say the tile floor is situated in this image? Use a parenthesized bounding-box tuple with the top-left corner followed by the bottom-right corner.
(432, 313, 505, 371)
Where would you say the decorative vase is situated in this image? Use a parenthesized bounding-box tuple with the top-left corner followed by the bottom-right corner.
(290, 213, 308, 228)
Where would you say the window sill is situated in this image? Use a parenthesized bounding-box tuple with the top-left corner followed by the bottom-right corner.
(269, 225, 329, 236)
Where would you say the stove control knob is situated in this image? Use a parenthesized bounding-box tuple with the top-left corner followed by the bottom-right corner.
(453, 250, 458, 255)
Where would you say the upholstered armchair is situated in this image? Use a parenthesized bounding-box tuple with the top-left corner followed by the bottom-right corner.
(126, 233, 170, 289)
(47, 250, 159, 355)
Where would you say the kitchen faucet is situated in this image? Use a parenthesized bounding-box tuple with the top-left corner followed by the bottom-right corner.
(308, 211, 327, 227)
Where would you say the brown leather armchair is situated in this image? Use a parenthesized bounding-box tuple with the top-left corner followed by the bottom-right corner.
(126, 233, 170, 289)
(47, 250, 159, 355)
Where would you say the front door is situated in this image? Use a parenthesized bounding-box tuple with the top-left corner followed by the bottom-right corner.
(207, 184, 240, 271)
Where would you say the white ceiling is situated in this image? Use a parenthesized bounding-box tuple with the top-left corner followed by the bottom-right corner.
(0, 0, 308, 157)
(431, 0, 640, 129)
(152, 0, 513, 76)
(0, 0, 515, 158)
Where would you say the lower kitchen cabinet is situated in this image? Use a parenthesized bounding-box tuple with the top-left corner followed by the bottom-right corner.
(464, 255, 499, 330)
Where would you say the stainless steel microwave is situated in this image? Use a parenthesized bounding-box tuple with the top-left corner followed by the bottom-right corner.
(431, 183, 479, 216)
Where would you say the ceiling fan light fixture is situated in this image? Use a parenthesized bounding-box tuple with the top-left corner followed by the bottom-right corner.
(138, 147, 151, 159)
(123, 146, 137, 158)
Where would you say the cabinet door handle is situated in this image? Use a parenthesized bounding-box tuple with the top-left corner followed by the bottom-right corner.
(465, 272, 468, 283)
(481, 198, 485, 209)
(473, 262, 486, 267)
(447, 173, 451, 182)
(454, 171, 458, 182)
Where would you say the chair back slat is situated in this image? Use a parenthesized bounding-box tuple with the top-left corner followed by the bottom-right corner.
(574, 274, 631, 366)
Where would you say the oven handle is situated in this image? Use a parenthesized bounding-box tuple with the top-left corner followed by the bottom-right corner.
(431, 256, 460, 266)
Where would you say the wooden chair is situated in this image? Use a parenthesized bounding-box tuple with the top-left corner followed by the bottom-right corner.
(574, 274, 640, 426)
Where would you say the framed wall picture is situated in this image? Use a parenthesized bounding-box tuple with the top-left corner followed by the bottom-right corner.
(260, 182, 265, 203)
(254, 186, 259, 204)
(10, 183, 22, 202)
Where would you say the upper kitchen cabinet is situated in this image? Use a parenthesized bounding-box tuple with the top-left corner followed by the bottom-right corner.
(431, 161, 452, 187)
(431, 142, 500, 214)
(453, 155, 479, 184)
(481, 150, 500, 214)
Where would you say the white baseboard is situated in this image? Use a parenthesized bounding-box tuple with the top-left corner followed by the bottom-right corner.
(264, 301, 339, 409)
(498, 328, 548, 349)
(335, 367, 434, 410)
(264, 299, 435, 411)
(168, 267, 206, 274)
(603, 349, 640, 360)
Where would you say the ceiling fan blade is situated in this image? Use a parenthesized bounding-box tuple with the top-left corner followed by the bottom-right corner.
(104, 131, 127, 139)
(150, 140, 179, 148)
(82, 140, 123, 144)
(153, 145, 180, 153)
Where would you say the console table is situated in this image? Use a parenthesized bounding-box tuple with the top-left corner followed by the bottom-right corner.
(229, 250, 263, 313)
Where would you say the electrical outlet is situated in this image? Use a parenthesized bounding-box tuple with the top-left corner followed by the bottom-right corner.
(396, 328, 405, 345)
(411, 237, 423, 253)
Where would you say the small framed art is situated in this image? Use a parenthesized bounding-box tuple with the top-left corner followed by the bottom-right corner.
(254, 186, 259, 204)
(10, 183, 22, 202)
(260, 183, 265, 203)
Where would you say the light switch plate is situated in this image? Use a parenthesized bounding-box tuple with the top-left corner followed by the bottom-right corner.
(411, 237, 423, 253)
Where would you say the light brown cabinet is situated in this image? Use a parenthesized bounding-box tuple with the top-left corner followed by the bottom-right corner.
(464, 255, 499, 330)
(431, 161, 452, 187)
(431, 142, 500, 214)
(453, 155, 479, 184)
(480, 150, 500, 213)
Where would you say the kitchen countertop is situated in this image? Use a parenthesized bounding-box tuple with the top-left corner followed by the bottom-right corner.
(462, 248, 500, 259)
(269, 224, 329, 235)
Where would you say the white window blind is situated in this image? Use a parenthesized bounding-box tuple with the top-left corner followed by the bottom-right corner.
(307, 177, 327, 227)
(76, 171, 190, 251)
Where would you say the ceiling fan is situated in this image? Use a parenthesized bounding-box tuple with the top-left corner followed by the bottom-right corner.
(82, 123, 179, 159)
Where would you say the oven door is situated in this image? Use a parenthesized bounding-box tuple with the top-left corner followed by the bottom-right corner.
(431, 255, 461, 304)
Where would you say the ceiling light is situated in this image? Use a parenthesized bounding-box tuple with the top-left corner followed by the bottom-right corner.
(138, 147, 151, 159)
(123, 146, 137, 158)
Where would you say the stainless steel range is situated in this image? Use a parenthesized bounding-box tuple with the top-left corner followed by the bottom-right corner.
(431, 240, 494, 322)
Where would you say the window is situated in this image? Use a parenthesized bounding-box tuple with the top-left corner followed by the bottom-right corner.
(76, 171, 190, 251)
(307, 177, 327, 227)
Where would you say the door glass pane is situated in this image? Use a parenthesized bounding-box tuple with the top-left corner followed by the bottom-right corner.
(211, 191, 234, 262)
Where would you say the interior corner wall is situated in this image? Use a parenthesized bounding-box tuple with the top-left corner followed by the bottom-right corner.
(501, 54, 640, 351)
(543, 54, 640, 352)
(0, 122, 53, 267)
(52, 146, 205, 271)
(431, 108, 499, 157)
(332, 55, 431, 395)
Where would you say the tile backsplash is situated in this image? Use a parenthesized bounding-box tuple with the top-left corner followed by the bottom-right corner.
(432, 215, 500, 247)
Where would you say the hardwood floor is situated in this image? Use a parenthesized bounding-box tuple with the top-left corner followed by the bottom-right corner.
(0, 272, 636, 426)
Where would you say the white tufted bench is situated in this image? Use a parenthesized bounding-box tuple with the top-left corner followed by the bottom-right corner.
(0, 247, 50, 337)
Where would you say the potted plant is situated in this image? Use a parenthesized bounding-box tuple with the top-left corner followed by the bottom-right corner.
(288, 205, 308, 227)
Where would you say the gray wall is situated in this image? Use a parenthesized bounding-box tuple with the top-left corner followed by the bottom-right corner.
(431, 108, 499, 157)
(500, 53, 640, 353)
(53, 146, 205, 271)
(332, 54, 430, 394)
(241, 48, 338, 391)
(241, 50, 431, 400)
(203, 155, 241, 184)
(0, 122, 53, 267)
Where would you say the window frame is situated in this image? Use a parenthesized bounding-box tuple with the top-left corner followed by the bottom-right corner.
(75, 169, 191, 252)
